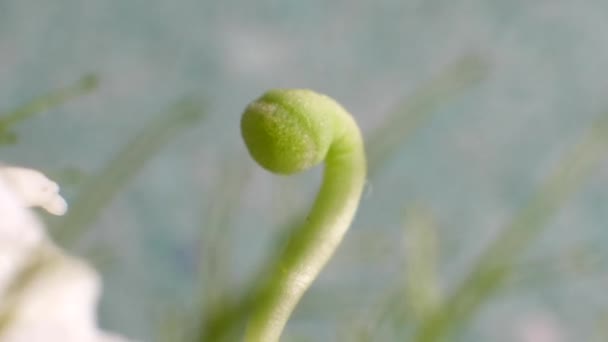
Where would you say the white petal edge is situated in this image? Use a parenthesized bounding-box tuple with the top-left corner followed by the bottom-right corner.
(0, 167, 133, 342)
(0, 167, 68, 216)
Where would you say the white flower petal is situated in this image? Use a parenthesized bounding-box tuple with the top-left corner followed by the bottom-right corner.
(1, 248, 102, 342)
(0, 165, 132, 342)
(0, 176, 45, 295)
(0, 167, 68, 216)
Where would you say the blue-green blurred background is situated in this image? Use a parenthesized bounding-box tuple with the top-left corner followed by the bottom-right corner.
(2, 1, 608, 341)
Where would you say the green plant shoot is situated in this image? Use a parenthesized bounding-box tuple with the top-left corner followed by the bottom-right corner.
(241, 89, 366, 342)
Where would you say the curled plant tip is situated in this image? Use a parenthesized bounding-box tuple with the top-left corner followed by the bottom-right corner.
(241, 89, 366, 342)
(242, 89, 336, 174)
(0, 167, 68, 216)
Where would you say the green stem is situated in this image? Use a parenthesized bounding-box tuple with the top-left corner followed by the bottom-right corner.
(0, 74, 98, 128)
(240, 89, 366, 342)
(199, 55, 488, 340)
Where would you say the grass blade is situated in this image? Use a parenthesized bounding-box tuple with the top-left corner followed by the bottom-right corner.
(414, 113, 608, 342)
(52, 98, 205, 247)
(0, 74, 99, 144)
(367, 55, 488, 176)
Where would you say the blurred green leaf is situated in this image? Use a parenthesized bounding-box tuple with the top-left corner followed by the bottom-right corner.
(366, 55, 489, 176)
(414, 113, 608, 342)
(0, 74, 99, 145)
(197, 155, 251, 326)
(592, 313, 608, 342)
(0, 130, 17, 146)
(46, 166, 89, 189)
(52, 98, 206, 247)
(511, 244, 604, 287)
(404, 205, 442, 322)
